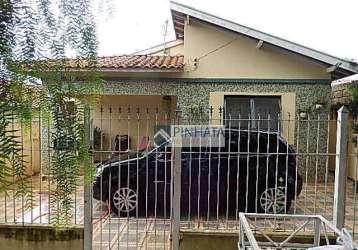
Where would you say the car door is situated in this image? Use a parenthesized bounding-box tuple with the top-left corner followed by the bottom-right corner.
(181, 143, 210, 218)
(143, 144, 172, 218)
(227, 130, 260, 213)
(154, 145, 172, 218)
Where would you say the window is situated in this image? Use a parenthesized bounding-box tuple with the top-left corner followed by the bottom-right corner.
(224, 96, 281, 131)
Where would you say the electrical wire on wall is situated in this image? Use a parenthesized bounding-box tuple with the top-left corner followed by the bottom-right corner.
(186, 27, 253, 72)
(196, 37, 237, 61)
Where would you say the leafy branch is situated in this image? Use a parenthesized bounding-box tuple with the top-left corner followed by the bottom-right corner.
(1, 0, 107, 225)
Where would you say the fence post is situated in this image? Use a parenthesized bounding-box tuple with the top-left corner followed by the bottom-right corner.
(171, 132, 182, 250)
(313, 217, 321, 246)
(83, 106, 92, 250)
(333, 106, 349, 230)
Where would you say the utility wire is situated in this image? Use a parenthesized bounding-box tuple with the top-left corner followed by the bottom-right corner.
(196, 27, 252, 62)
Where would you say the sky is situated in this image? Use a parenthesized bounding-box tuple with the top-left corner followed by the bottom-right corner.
(96, 0, 358, 62)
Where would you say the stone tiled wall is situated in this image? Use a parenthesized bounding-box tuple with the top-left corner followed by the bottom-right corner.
(331, 80, 358, 181)
(103, 79, 331, 116)
(331, 82, 353, 105)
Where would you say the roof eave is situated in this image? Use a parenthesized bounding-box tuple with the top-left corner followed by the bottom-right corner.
(331, 74, 358, 86)
(68, 68, 184, 73)
(170, 1, 358, 74)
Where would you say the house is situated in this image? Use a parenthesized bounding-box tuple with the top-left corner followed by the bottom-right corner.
(45, 1, 358, 178)
(2, 3, 357, 248)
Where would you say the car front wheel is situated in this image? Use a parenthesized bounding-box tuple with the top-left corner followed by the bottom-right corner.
(110, 187, 138, 216)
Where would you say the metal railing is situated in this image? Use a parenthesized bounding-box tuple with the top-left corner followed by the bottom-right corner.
(0, 105, 357, 250)
(238, 213, 355, 250)
(0, 110, 84, 225)
(86, 105, 357, 249)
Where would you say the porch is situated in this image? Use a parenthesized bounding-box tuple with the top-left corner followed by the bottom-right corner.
(91, 94, 177, 162)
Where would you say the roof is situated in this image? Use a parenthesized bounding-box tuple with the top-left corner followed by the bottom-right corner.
(21, 55, 185, 73)
(170, 1, 358, 74)
(67, 55, 184, 72)
(331, 74, 358, 86)
(132, 40, 183, 55)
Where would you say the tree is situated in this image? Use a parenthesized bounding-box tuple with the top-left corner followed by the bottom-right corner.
(0, 0, 107, 225)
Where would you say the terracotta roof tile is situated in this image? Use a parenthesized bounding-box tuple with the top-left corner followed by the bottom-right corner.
(21, 55, 184, 72)
(66, 55, 184, 71)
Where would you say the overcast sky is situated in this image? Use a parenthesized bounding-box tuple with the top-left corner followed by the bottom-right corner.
(96, 0, 358, 61)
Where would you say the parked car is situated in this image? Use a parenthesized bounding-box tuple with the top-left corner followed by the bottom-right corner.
(93, 128, 303, 217)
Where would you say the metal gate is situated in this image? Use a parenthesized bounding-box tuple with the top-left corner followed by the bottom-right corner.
(84, 105, 358, 249)
(87, 107, 174, 249)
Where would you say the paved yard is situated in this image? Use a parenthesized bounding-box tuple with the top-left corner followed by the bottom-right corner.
(0, 175, 357, 249)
